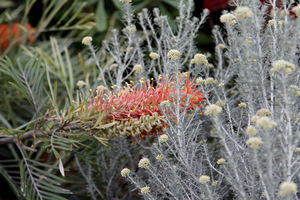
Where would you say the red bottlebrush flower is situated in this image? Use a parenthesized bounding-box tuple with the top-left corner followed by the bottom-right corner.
(0, 22, 36, 50)
(78, 74, 205, 143)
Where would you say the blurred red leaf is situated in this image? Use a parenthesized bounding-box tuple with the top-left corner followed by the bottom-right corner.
(0, 22, 36, 50)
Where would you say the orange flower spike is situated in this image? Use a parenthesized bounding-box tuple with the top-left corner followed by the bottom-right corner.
(0, 22, 36, 49)
(83, 73, 205, 142)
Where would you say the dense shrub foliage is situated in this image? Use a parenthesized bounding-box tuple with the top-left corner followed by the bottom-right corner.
(0, 0, 299, 199)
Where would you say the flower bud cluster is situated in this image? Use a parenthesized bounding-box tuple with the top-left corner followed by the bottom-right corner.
(107, 112, 167, 137)
(270, 60, 296, 74)
(191, 54, 208, 65)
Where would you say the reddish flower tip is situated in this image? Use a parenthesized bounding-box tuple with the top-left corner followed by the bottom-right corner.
(0, 22, 36, 50)
(77, 73, 205, 143)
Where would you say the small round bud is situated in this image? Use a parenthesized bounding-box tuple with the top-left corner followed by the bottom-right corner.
(246, 137, 263, 149)
(158, 134, 168, 143)
(167, 49, 181, 60)
(217, 158, 226, 165)
(204, 104, 222, 116)
(76, 80, 86, 88)
(138, 158, 150, 169)
(278, 181, 297, 197)
(82, 36, 92, 45)
(121, 168, 130, 177)
(141, 186, 150, 194)
(199, 175, 210, 184)
(149, 52, 159, 60)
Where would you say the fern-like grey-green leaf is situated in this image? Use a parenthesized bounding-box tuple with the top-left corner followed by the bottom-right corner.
(0, 160, 23, 199)
(18, 146, 71, 200)
(0, 56, 45, 114)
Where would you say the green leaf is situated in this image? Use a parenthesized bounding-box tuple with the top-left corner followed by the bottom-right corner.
(94, 135, 109, 146)
(96, 0, 107, 32)
(93, 110, 105, 128)
(162, 0, 180, 8)
(133, 0, 151, 12)
(112, 0, 123, 10)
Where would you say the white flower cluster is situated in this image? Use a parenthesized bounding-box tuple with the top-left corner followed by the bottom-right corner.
(119, 0, 131, 3)
(278, 181, 297, 197)
(204, 104, 222, 116)
(246, 137, 263, 149)
(199, 175, 210, 184)
(76, 80, 86, 88)
(156, 155, 163, 162)
(158, 134, 168, 143)
(133, 64, 143, 73)
(220, 13, 236, 25)
(217, 158, 226, 165)
(235, 7, 253, 20)
(82, 36, 92, 45)
(246, 125, 257, 136)
(191, 54, 208, 65)
(256, 108, 272, 117)
(167, 49, 181, 60)
(121, 168, 130, 177)
(255, 116, 277, 131)
(138, 158, 150, 169)
(196, 77, 219, 86)
(125, 25, 136, 32)
(141, 186, 150, 194)
(238, 102, 247, 108)
(149, 52, 159, 60)
(270, 60, 296, 74)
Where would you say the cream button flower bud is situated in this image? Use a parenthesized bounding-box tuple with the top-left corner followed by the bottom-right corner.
(220, 13, 236, 25)
(158, 134, 168, 143)
(82, 36, 93, 45)
(255, 117, 277, 131)
(167, 49, 181, 60)
(217, 158, 226, 165)
(196, 77, 205, 85)
(238, 102, 247, 108)
(199, 175, 210, 184)
(218, 83, 224, 87)
(133, 64, 143, 73)
(138, 158, 150, 169)
(76, 80, 86, 88)
(141, 186, 150, 194)
(156, 155, 163, 162)
(251, 115, 260, 123)
(149, 52, 159, 60)
(278, 181, 297, 197)
(205, 77, 215, 85)
(191, 53, 208, 65)
(246, 137, 263, 149)
(235, 7, 253, 20)
(212, 181, 218, 186)
(246, 126, 257, 136)
(204, 104, 222, 116)
(270, 60, 295, 74)
(256, 108, 272, 117)
(121, 168, 130, 177)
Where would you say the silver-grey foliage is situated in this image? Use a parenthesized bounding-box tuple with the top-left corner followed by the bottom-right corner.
(112, 0, 300, 199)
